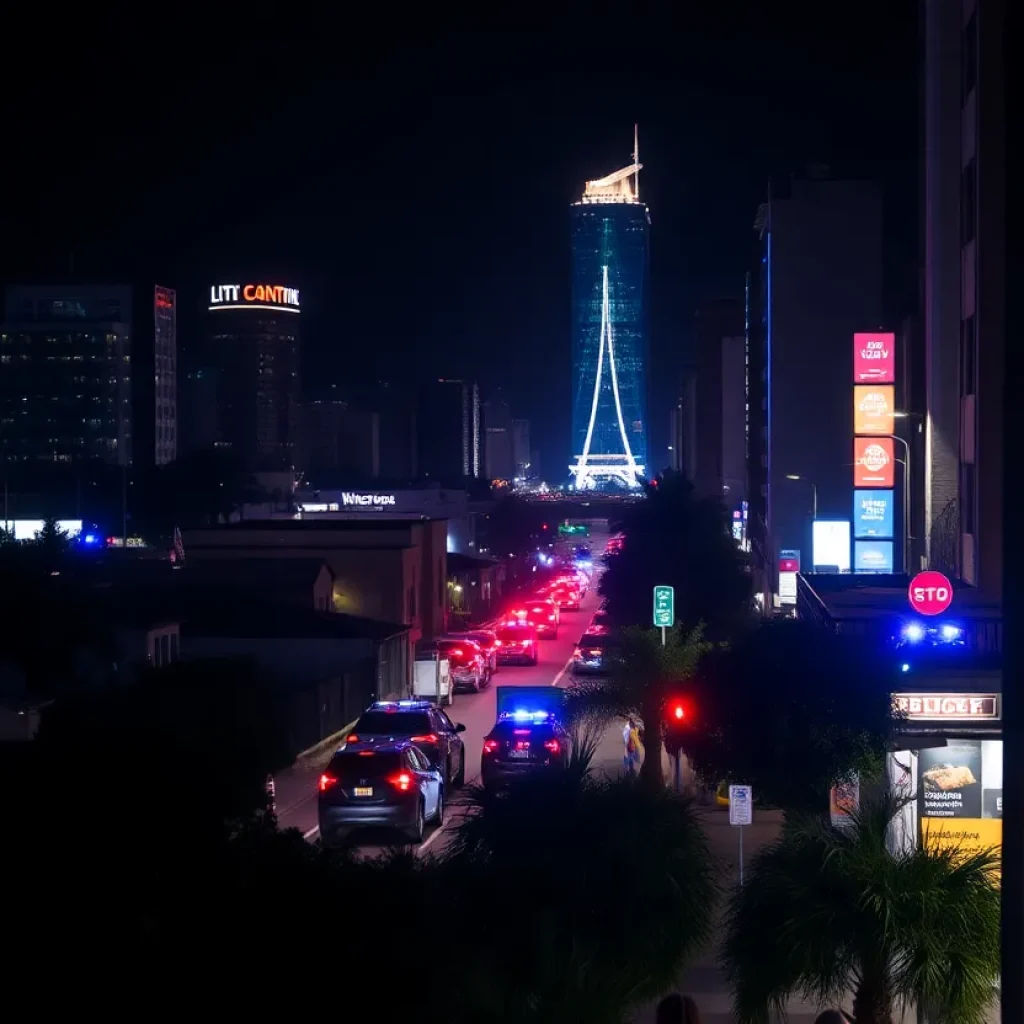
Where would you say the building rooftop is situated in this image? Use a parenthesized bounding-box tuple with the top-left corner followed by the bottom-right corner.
(447, 552, 500, 572)
(177, 557, 333, 589)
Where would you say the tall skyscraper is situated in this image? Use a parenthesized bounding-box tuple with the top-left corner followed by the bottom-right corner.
(204, 281, 301, 471)
(511, 418, 531, 478)
(149, 286, 177, 465)
(569, 128, 650, 490)
(1, 285, 134, 466)
(418, 379, 480, 484)
(484, 392, 514, 481)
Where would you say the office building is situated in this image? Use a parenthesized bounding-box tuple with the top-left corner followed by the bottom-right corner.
(145, 287, 178, 466)
(1, 285, 134, 466)
(511, 418, 531, 478)
(204, 281, 301, 471)
(296, 400, 379, 482)
(691, 297, 746, 503)
(569, 129, 650, 490)
(418, 379, 480, 484)
(483, 393, 514, 481)
(753, 174, 884, 593)
(922, 0, 1004, 597)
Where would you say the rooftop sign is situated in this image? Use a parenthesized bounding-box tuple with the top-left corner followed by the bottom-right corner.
(893, 693, 1000, 722)
(209, 284, 299, 312)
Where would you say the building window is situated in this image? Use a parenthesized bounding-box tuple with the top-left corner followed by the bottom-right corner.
(961, 11, 977, 105)
(962, 463, 976, 535)
(960, 158, 977, 247)
(960, 315, 977, 396)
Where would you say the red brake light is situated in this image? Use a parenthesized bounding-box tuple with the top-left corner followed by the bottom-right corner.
(483, 739, 499, 754)
(522, 638, 533, 646)
(494, 639, 503, 646)
(358, 750, 374, 757)
(319, 773, 337, 792)
(544, 739, 560, 754)
(549, 614, 556, 621)
(346, 734, 359, 743)
(410, 733, 438, 744)
(449, 648, 464, 657)
(387, 771, 414, 792)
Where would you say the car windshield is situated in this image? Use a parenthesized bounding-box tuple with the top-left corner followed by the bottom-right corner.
(355, 712, 432, 735)
(329, 750, 404, 782)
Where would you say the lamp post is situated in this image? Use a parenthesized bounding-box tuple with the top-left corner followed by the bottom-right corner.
(784, 474, 817, 519)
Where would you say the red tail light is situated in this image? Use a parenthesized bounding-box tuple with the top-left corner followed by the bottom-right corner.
(410, 733, 438, 744)
(549, 614, 556, 621)
(544, 739, 561, 755)
(483, 739, 499, 754)
(522, 639, 533, 646)
(494, 639, 503, 646)
(346, 734, 359, 743)
(449, 648, 464, 657)
(387, 771, 414, 792)
(319, 773, 337, 792)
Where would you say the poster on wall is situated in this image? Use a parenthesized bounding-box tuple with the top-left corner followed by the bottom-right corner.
(919, 740, 1003, 869)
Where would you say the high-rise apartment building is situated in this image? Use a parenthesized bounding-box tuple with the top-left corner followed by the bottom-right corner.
(483, 393, 514, 481)
(1, 285, 134, 466)
(296, 400, 380, 482)
(569, 130, 649, 490)
(418, 379, 480, 484)
(753, 174, 884, 590)
(204, 281, 301, 471)
(922, 0, 1004, 597)
(511, 418, 531, 478)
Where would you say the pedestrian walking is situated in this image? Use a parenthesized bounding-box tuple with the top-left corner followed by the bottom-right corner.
(656, 992, 702, 1023)
(622, 716, 643, 776)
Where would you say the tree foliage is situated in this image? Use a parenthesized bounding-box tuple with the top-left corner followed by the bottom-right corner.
(599, 471, 751, 639)
(444, 773, 718, 1021)
(566, 624, 711, 788)
(682, 620, 897, 814)
(722, 796, 1001, 1024)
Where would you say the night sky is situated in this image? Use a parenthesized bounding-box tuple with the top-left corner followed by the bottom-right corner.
(3, 11, 917, 479)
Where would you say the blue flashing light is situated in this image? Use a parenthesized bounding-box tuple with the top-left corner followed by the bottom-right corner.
(82, 533, 98, 545)
(941, 624, 962, 641)
(903, 624, 925, 643)
(500, 709, 554, 724)
(901, 663, 910, 673)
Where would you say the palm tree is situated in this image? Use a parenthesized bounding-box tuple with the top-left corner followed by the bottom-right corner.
(566, 624, 711, 788)
(599, 471, 751, 639)
(443, 773, 718, 1021)
(721, 796, 1001, 1024)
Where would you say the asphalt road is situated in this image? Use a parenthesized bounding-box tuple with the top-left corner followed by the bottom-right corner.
(277, 530, 610, 857)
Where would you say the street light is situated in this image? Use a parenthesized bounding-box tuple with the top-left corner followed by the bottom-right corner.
(785, 474, 817, 519)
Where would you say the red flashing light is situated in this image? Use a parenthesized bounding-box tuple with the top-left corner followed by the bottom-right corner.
(319, 773, 337, 792)
(483, 739, 499, 754)
(410, 734, 439, 744)
(544, 739, 560, 754)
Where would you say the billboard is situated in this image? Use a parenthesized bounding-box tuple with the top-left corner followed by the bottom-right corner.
(853, 385, 895, 435)
(853, 490, 894, 538)
(853, 332, 895, 383)
(812, 520, 851, 573)
(209, 283, 300, 312)
(854, 540, 893, 573)
(854, 437, 894, 488)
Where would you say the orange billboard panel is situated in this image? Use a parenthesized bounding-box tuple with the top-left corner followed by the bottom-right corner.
(854, 437, 894, 488)
(854, 385, 895, 435)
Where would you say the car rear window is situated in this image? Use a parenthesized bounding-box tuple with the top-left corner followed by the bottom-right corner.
(329, 750, 403, 782)
(490, 722, 558, 741)
(355, 712, 432, 735)
(580, 634, 616, 648)
(498, 627, 533, 642)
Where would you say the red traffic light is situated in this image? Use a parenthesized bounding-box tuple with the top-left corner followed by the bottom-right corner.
(672, 704, 685, 721)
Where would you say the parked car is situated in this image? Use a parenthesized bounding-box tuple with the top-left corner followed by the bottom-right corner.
(445, 630, 499, 680)
(416, 637, 488, 692)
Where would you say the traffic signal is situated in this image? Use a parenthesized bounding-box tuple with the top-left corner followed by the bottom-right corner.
(664, 696, 692, 758)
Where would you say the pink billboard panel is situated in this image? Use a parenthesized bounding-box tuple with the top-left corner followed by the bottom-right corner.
(853, 332, 896, 384)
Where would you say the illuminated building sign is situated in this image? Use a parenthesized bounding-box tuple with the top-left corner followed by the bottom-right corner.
(894, 693, 1000, 722)
(341, 493, 396, 507)
(209, 284, 300, 312)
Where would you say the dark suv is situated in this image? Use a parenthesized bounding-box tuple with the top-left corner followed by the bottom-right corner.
(481, 715, 569, 790)
(344, 701, 467, 787)
(318, 741, 444, 846)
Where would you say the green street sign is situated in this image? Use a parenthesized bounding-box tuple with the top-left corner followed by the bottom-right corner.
(653, 585, 675, 628)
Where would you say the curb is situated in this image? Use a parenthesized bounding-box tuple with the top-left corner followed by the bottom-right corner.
(295, 719, 359, 766)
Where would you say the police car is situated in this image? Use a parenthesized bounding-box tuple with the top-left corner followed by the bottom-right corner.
(342, 700, 467, 788)
(480, 688, 569, 790)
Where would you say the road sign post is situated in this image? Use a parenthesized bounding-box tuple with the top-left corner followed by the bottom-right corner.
(728, 784, 753, 886)
(653, 585, 674, 645)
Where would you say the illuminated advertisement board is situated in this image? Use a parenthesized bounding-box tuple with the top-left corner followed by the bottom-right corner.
(853, 490, 894, 538)
(853, 385, 895, 435)
(853, 332, 895, 383)
(209, 283, 300, 313)
(853, 437, 894, 488)
(854, 540, 893, 573)
(811, 520, 851, 573)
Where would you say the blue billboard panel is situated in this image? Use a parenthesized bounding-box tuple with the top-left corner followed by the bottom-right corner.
(853, 489, 894, 539)
(854, 540, 893, 574)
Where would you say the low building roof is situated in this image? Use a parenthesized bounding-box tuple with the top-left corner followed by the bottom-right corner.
(447, 552, 500, 572)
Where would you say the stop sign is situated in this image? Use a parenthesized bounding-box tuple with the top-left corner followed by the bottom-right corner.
(908, 570, 953, 616)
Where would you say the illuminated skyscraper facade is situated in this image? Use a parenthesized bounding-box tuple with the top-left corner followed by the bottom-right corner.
(569, 132, 650, 489)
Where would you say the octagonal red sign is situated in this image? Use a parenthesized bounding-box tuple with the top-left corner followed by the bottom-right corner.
(908, 570, 953, 616)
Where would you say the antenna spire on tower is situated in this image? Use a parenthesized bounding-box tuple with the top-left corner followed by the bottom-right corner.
(633, 123, 639, 200)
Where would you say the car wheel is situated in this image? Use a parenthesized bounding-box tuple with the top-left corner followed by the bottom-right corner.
(408, 799, 425, 844)
(454, 751, 466, 788)
(432, 786, 445, 826)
